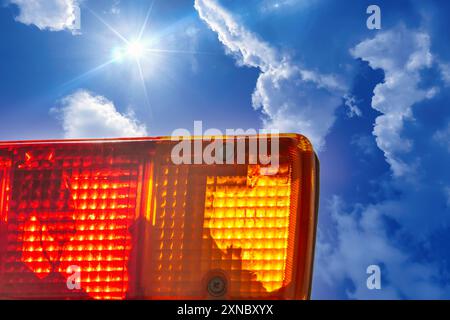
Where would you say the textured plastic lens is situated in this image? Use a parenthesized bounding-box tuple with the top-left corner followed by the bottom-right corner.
(0, 135, 318, 300)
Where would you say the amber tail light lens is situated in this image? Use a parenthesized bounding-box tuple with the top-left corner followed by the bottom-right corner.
(0, 134, 318, 300)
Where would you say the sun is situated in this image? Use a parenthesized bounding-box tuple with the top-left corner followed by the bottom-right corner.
(126, 40, 145, 59)
(112, 40, 146, 62)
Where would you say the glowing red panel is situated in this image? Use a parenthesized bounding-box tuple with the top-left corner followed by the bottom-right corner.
(0, 145, 145, 299)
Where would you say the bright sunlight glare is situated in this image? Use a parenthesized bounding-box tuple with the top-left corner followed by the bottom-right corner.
(112, 40, 146, 62)
(127, 41, 145, 59)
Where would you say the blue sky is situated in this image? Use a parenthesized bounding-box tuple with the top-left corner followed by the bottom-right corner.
(1, 0, 450, 299)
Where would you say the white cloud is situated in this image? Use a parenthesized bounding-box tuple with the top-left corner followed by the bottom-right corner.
(194, 0, 346, 150)
(9, 0, 80, 33)
(315, 26, 450, 300)
(54, 90, 147, 139)
(315, 196, 450, 299)
(351, 26, 437, 176)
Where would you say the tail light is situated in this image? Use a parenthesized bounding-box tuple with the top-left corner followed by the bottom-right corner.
(0, 134, 319, 300)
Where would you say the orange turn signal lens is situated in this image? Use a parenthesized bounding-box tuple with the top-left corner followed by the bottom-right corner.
(0, 134, 318, 299)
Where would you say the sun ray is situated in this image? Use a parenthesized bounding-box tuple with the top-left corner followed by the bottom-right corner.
(83, 5, 129, 45)
(136, 59, 153, 120)
(59, 59, 116, 89)
(138, 0, 157, 41)
(145, 48, 218, 56)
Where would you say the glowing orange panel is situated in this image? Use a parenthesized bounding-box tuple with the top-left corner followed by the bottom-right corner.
(204, 166, 291, 295)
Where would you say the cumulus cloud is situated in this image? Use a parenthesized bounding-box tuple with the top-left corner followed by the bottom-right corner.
(315, 26, 450, 299)
(9, 0, 80, 33)
(194, 0, 346, 150)
(53, 90, 147, 139)
(351, 26, 437, 176)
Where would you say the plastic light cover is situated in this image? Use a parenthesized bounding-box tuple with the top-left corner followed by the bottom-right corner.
(0, 134, 318, 300)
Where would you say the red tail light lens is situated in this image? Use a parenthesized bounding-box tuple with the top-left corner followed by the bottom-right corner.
(0, 134, 318, 300)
